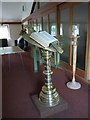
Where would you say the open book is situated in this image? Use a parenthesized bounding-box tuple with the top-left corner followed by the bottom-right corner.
(30, 31, 58, 48)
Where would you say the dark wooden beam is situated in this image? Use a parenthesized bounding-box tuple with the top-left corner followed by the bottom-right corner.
(30, 1, 36, 14)
(0, 22, 22, 25)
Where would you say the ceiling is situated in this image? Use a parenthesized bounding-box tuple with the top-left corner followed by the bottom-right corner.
(0, 1, 34, 22)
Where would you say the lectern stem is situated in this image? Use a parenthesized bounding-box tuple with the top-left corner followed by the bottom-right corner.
(39, 50, 60, 107)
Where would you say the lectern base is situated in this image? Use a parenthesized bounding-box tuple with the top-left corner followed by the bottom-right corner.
(67, 81, 81, 90)
(31, 95, 68, 118)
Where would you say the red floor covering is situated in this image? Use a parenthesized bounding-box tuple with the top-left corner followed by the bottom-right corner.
(2, 52, 88, 118)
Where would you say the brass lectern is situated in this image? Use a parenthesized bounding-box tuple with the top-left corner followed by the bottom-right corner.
(20, 28, 64, 107)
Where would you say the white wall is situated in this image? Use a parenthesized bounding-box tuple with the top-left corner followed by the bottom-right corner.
(0, 3, 2, 118)
(2, 2, 22, 22)
(21, 2, 33, 20)
(0, 55, 2, 119)
(0, 2, 2, 22)
(9, 24, 22, 46)
(1, 2, 33, 22)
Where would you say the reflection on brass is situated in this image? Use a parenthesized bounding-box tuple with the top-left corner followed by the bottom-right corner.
(39, 50, 60, 107)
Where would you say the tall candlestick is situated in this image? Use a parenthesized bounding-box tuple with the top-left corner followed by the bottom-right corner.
(66, 36, 81, 90)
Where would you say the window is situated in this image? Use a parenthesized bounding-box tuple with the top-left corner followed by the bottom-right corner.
(33, 19, 37, 31)
(72, 3, 88, 70)
(49, 12, 56, 36)
(51, 25, 56, 36)
(37, 18, 42, 32)
(0, 25, 11, 39)
(43, 16, 48, 32)
(60, 24, 63, 36)
(60, 8, 70, 63)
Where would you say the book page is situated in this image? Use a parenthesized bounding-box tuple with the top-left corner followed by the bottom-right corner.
(30, 31, 58, 48)
(40, 31, 58, 43)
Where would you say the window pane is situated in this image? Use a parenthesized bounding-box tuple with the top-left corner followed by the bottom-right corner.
(43, 16, 48, 32)
(33, 19, 37, 31)
(72, 3, 88, 70)
(37, 18, 42, 32)
(60, 8, 70, 63)
(49, 12, 56, 36)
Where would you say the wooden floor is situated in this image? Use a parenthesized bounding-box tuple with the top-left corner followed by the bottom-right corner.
(2, 51, 88, 118)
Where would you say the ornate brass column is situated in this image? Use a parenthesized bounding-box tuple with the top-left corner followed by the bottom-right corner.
(39, 49, 60, 107)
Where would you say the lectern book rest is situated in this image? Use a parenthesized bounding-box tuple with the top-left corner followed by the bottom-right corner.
(20, 30, 63, 54)
(30, 31, 58, 48)
(29, 31, 63, 54)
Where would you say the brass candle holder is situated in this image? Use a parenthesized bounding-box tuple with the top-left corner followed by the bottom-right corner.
(39, 49, 60, 107)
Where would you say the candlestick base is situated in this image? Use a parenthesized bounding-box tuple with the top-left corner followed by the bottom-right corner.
(66, 81, 81, 90)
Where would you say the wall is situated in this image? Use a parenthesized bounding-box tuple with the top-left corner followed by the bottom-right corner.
(0, 2, 2, 22)
(2, 2, 22, 22)
(0, 55, 2, 120)
(0, 3, 2, 118)
(9, 24, 22, 46)
(21, 2, 33, 21)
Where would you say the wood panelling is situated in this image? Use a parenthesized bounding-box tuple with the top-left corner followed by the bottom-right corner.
(85, 2, 90, 80)
(58, 2, 89, 82)
(59, 3, 71, 66)
(48, 14, 50, 33)
(60, 61, 85, 78)
(41, 17, 43, 30)
(59, 2, 73, 10)
(56, 5, 60, 39)
(52, 65, 89, 87)
(22, 2, 89, 84)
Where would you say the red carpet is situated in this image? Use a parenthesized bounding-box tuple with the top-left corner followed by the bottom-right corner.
(2, 52, 88, 118)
